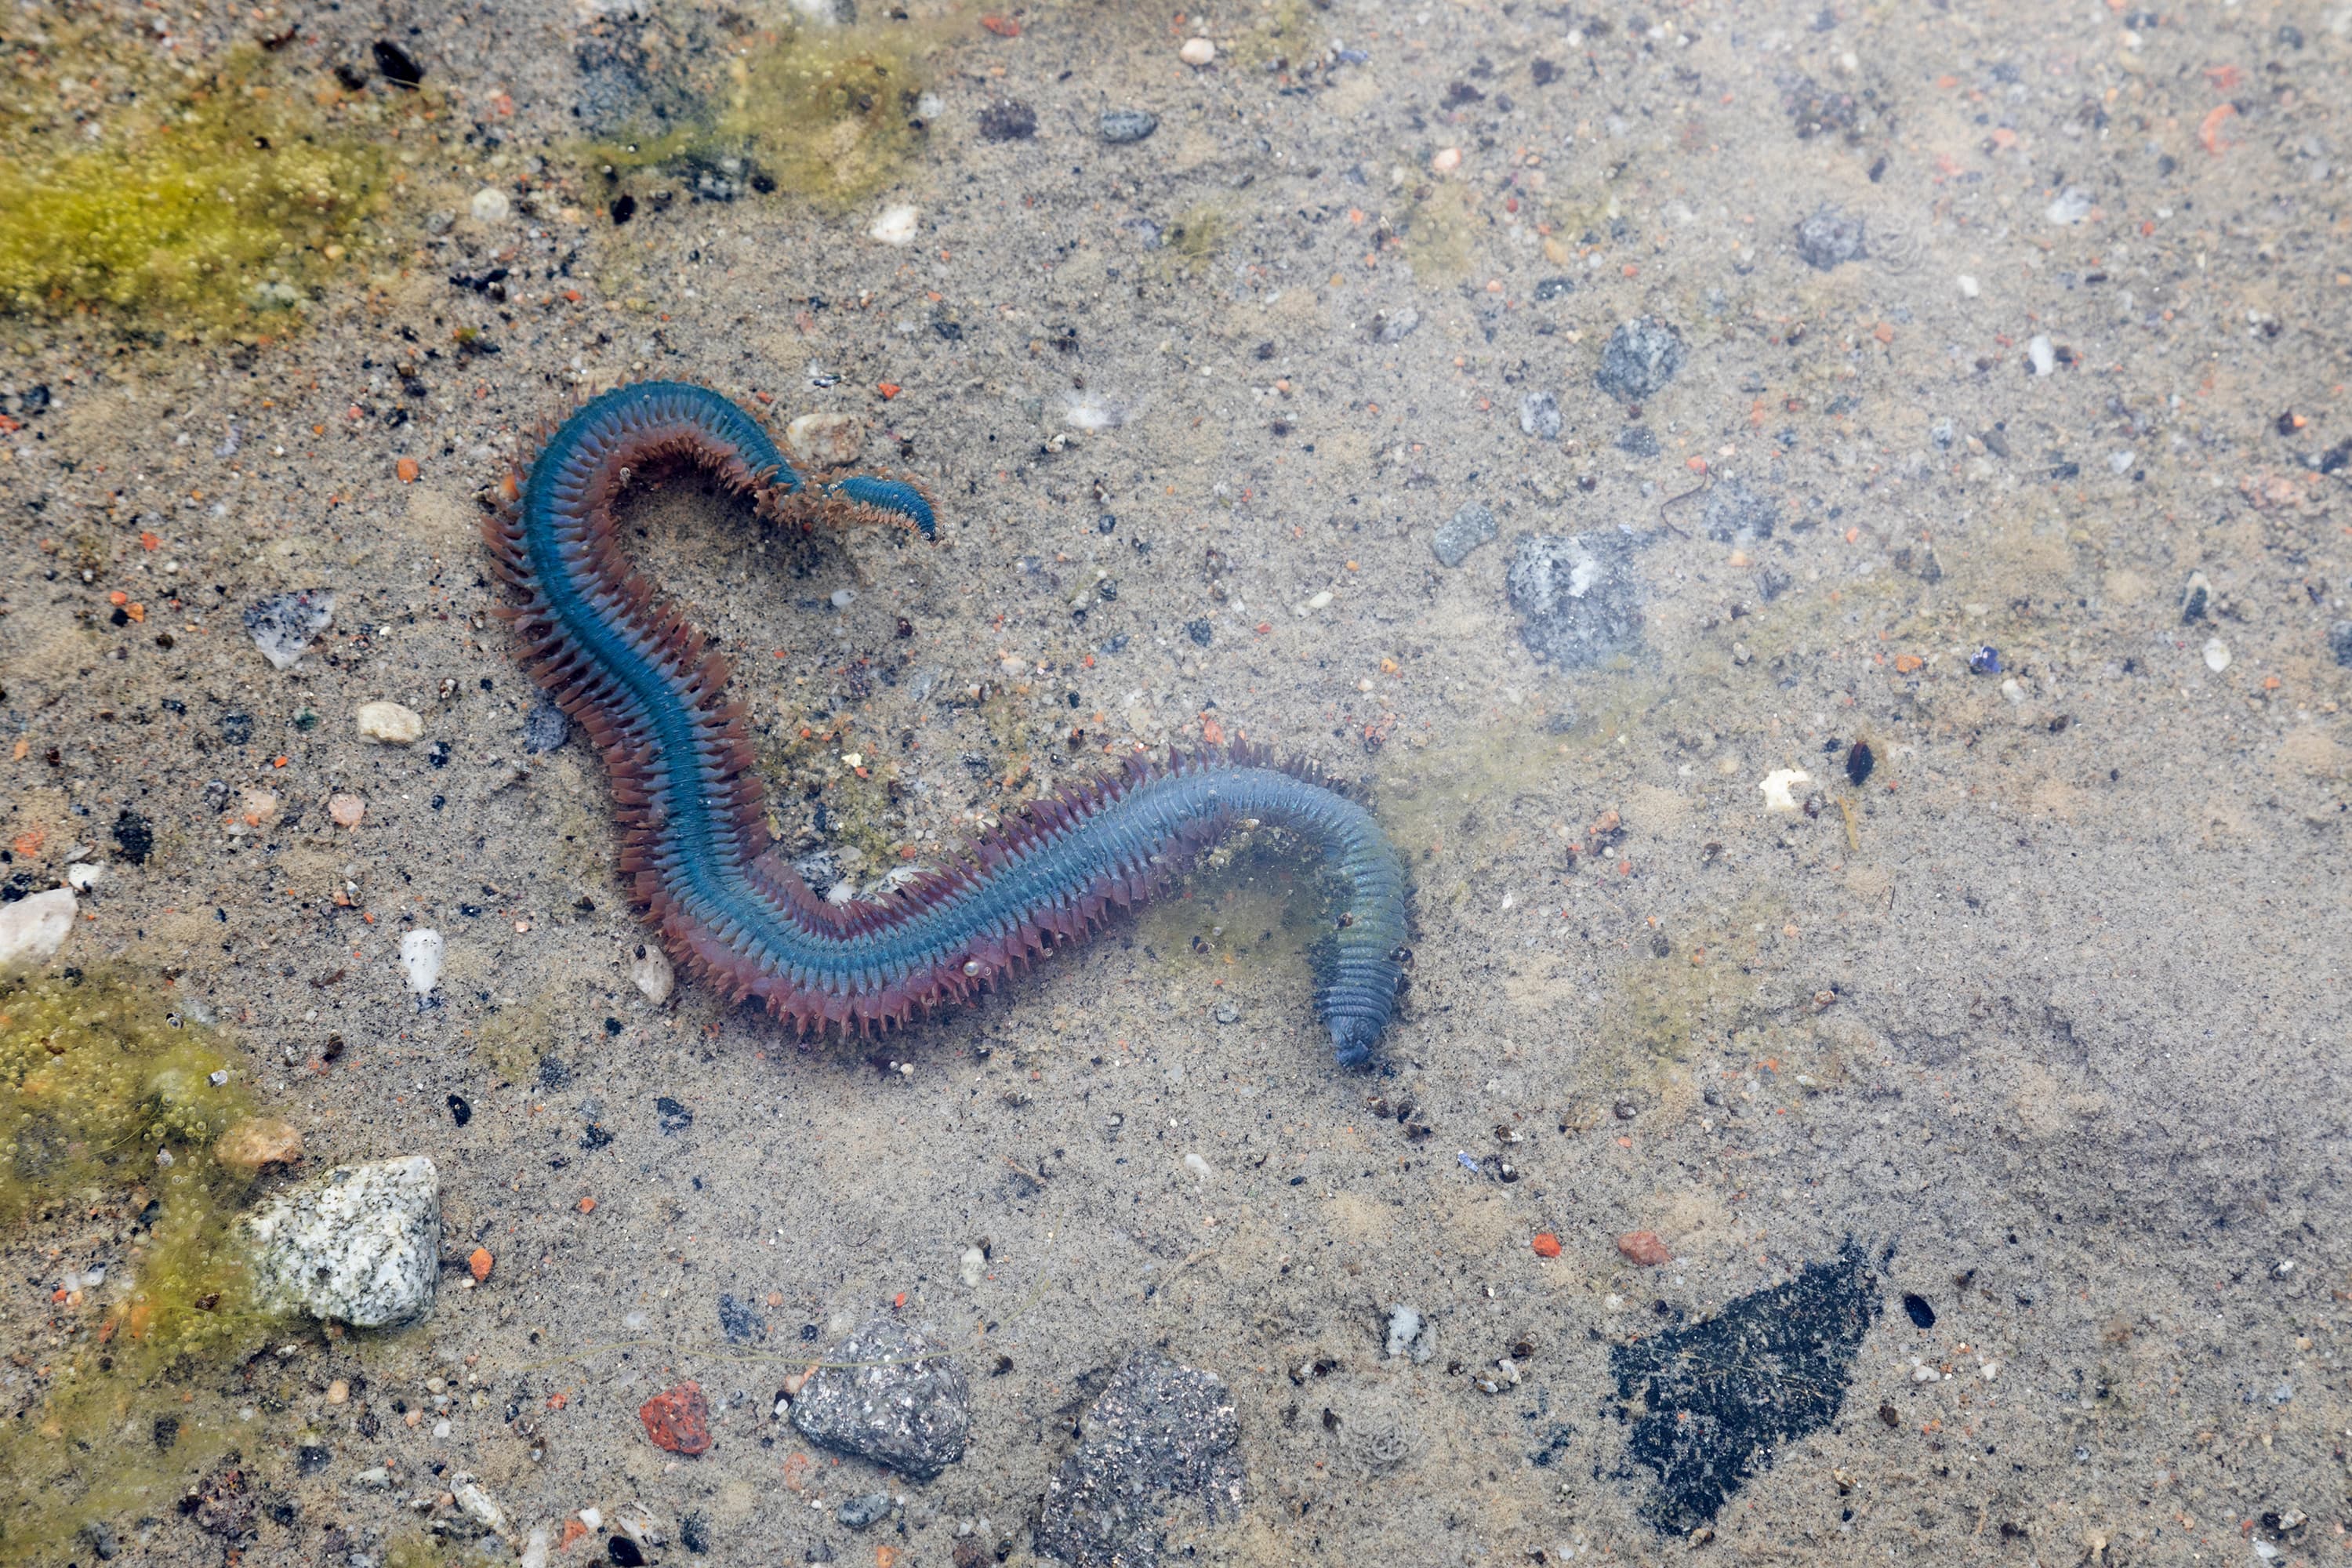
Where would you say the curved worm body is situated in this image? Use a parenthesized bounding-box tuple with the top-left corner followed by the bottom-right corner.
(484, 381, 1408, 1065)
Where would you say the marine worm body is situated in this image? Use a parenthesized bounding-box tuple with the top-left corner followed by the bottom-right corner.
(484, 380, 1408, 1064)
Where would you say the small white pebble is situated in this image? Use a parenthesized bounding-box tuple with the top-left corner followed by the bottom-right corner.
(66, 862, 103, 893)
(0, 887, 78, 971)
(1431, 146, 1462, 173)
(1179, 36, 1215, 65)
(2027, 336, 2056, 376)
(1980, 1361, 2000, 1381)
(1956, 274, 1980, 299)
(1183, 1152, 1215, 1180)
(400, 929, 445, 996)
(632, 942, 675, 1004)
(2000, 677, 2027, 705)
(355, 700, 424, 745)
(2202, 637, 2230, 673)
(868, 203, 920, 246)
(829, 588, 855, 608)
(470, 187, 510, 223)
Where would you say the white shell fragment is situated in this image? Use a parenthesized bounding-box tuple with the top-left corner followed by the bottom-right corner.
(1759, 769, 1810, 812)
(400, 928, 445, 997)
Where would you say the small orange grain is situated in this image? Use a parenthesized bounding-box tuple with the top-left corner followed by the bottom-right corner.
(468, 1247, 494, 1283)
(877, 382, 902, 399)
(108, 590, 128, 605)
(1893, 653, 1924, 674)
(396, 456, 419, 484)
(1530, 1232, 1563, 1258)
(546, 1392, 569, 1410)
(2198, 102, 2237, 155)
(578, 1196, 597, 1214)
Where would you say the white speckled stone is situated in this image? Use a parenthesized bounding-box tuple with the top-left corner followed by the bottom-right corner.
(241, 1156, 440, 1327)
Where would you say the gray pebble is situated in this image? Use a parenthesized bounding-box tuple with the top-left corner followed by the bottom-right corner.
(1376, 306, 1421, 343)
(1793, 203, 1866, 270)
(1615, 425, 1661, 458)
(1595, 317, 1684, 403)
(1431, 502, 1497, 568)
(2329, 621, 2352, 668)
(791, 1316, 971, 1481)
(1099, 108, 1159, 144)
(835, 1494, 892, 1530)
(1033, 1350, 1245, 1568)
(1701, 480, 1778, 544)
(1507, 532, 1643, 668)
(523, 695, 572, 754)
(1518, 390, 1563, 441)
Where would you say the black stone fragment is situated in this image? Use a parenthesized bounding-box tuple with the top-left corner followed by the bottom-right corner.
(1901, 1292, 1936, 1329)
(1844, 741, 1875, 787)
(1033, 1349, 1245, 1568)
(112, 809, 154, 865)
(656, 1095, 694, 1132)
(1610, 1240, 1882, 1534)
(372, 39, 424, 88)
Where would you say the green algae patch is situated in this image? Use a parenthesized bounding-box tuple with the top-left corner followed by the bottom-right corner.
(1400, 180, 1481, 283)
(586, 19, 939, 212)
(1162, 205, 1230, 278)
(1229, 0, 1326, 71)
(1134, 829, 1361, 1034)
(0, 971, 290, 1562)
(0, 46, 408, 334)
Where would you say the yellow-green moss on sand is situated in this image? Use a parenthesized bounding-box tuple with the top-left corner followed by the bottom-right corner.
(0, 973, 288, 1562)
(0, 45, 401, 331)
